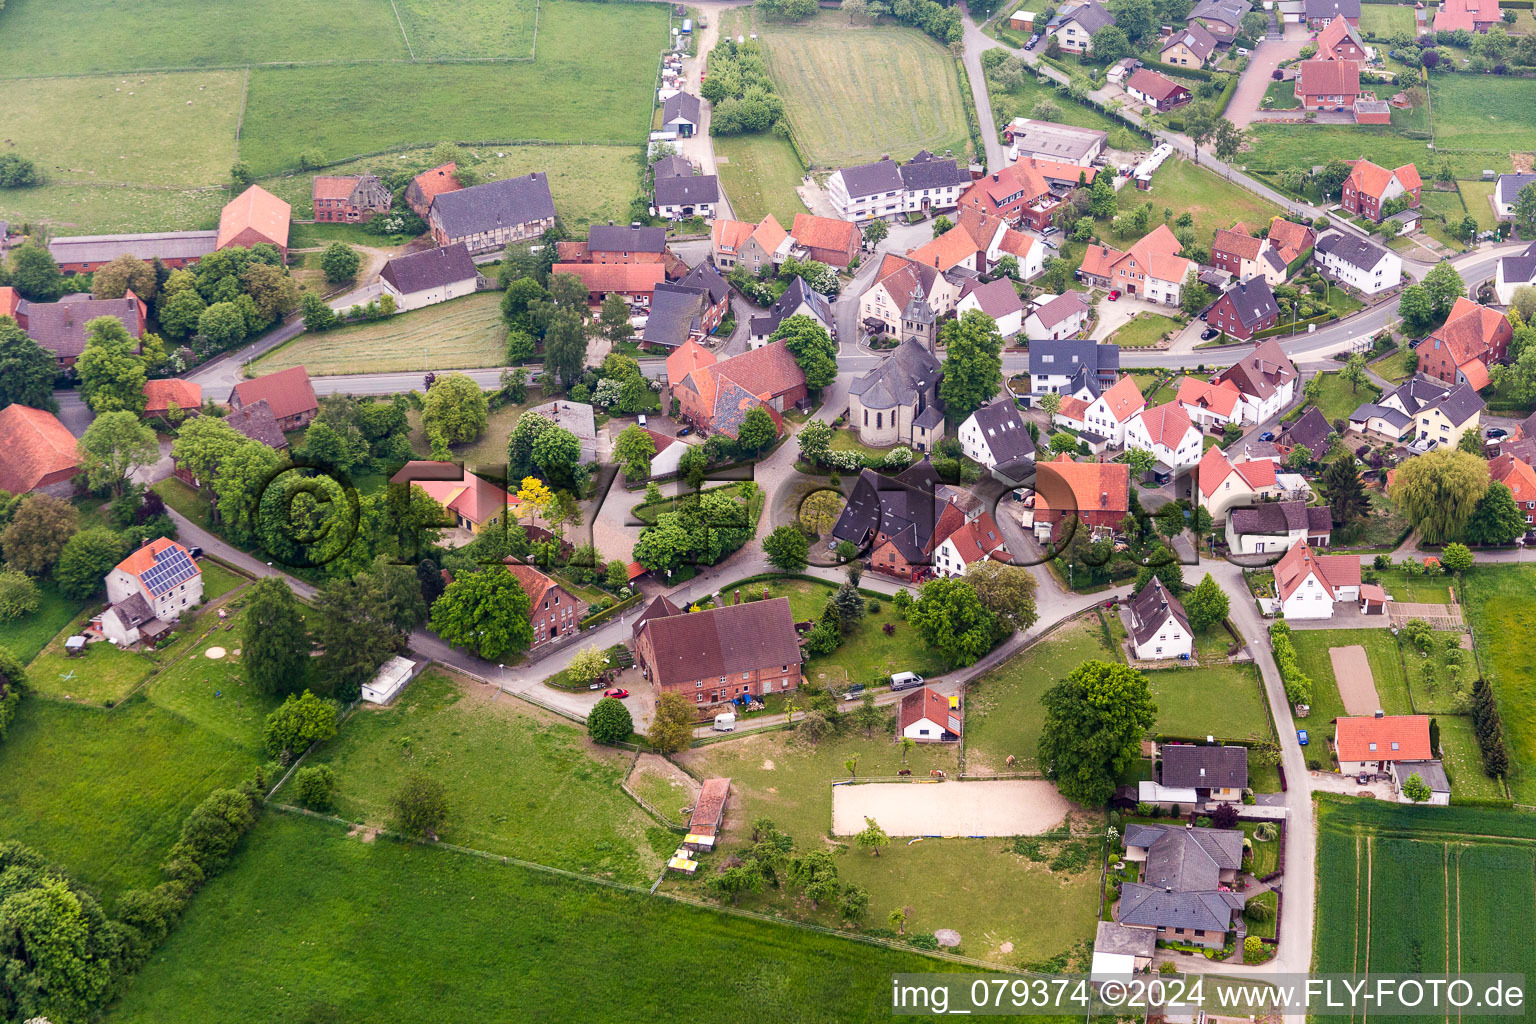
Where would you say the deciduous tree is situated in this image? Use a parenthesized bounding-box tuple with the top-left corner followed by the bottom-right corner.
(772, 314, 838, 393)
(939, 310, 1004, 423)
(76, 316, 147, 413)
(647, 691, 696, 753)
(855, 817, 891, 857)
(390, 772, 449, 838)
(906, 577, 998, 668)
(0, 494, 77, 576)
(614, 424, 657, 480)
(736, 405, 778, 455)
(242, 577, 310, 696)
(1465, 481, 1527, 546)
(963, 560, 1038, 638)
(319, 242, 363, 284)
(428, 566, 534, 660)
(1183, 572, 1229, 633)
(587, 696, 633, 745)
(77, 410, 158, 498)
(421, 372, 488, 444)
(0, 318, 58, 411)
(90, 253, 157, 301)
(1039, 660, 1157, 805)
(763, 524, 810, 572)
(52, 527, 129, 600)
(1388, 448, 1488, 543)
(263, 690, 339, 758)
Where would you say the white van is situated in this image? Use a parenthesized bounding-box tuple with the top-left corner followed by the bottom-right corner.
(712, 712, 736, 731)
(889, 672, 924, 692)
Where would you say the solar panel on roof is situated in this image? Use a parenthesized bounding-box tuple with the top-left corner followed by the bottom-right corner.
(140, 546, 198, 595)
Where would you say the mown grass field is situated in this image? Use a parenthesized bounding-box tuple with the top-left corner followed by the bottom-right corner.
(0, 0, 407, 76)
(7, 583, 88, 664)
(107, 812, 1001, 1024)
(1359, 4, 1416, 35)
(986, 65, 1120, 137)
(760, 13, 970, 167)
(1311, 370, 1380, 424)
(1458, 179, 1502, 233)
(278, 671, 666, 882)
(27, 611, 157, 705)
(254, 291, 507, 376)
(673, 728, 1101, 968)
(1105, 312, 1181, 349)
(0, 182, 228, 236)
(5, 71, 243, 187)
(1144, 662, 1272, 744)
(715, 133, 808, 227)
(393, 0, 538, 59)
(1462, 564, 1536, 803)
(1246, 126, 1495, 182)
(1118, 157, 1284, 248)
(1288, 629, 1415, 742)
(1430, 75, 1536, 153)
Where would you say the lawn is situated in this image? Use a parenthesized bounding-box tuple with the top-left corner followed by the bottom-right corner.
(1287, 629, 1415, 746)
(1334, 488, 1410, 550)
(714, 133, 808, 227)
(26, 610, 156, 705)
(1457, 178, 1503, 234)
(1358, 3, 1416, 35)
(1144, 662, 1272, 744)
(7, 583, 88, 664)
(278, 670, 666, 881)
(1246, 126, 1494, 183)
(1118, 157, 1284, 248)
(1430, 74, 1536, 153)
(987, 68, 1120, 139)
(1105, 312, 1181, 349)
(406, 395, 537, 467)
(1434, 713, 1506, 800)
(965, 613, 1118, 774)
(742, 578, 949, 687)
(1309, 370, 1379, 424)
(253, 291, 507, 377)
(1461, 564, 1536, 802)
(235, 2, 669, 176)
(199, 559, 249, 600)
(828, 427, 892, 462)
(392, 0, 538, 59)
(758, 12, 971, 167)
(108, 812, 997, 1024)
(1260, 79, 1301, 111)
(0, 181, 227, 237)
(0, 0, 406, 76)
(673, 728, 1101, 968)
(3, 71, 243, 187)
(1368, 344, 1414, 385)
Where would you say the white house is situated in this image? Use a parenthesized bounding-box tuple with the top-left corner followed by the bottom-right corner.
(1195, 446, 1289, 523)
(1211, 338, 1299, 425)
(1494, 173, 1536, 220)
(1494, 242, 1536, 306)
(958, 401, 1035, 473)
(1027, 339, 1121, 398)
(1273, 538, 1361, 620)
(897, 686, 962, 742)
(660, 92, 702, 137)
(1224, 499, 1332, 555)
(1044, 0, 1116, 54)
(1389, 759, 1451, 806)
(378, 243, 482, 312)
(1174, 376, 1243, 431)
(932, 511, 1009, 578)
(1126, 576, 1192, 660)
(1314, 232, 1403, 296)
(1024, 292, 1091, 341)
(642, 427, 687, 479)
(827, 152, 971, 222)
(361, 656, 420, 704)
(1124, 402, 1202, 473)
(101, 538, 203, 646)
(956, 278, 1025, 338)
(1335, 713, 1433, 776)
(1077, 374, 1146, 446)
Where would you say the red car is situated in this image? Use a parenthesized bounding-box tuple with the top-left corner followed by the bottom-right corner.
(603, 688, 630, 699)
(1107, 290, 1121, 301)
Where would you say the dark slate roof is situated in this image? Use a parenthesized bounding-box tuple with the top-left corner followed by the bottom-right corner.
(1161, 744, 1249, 790)
(832, 469, 884, 545)
(750, 276, 833, 339)
(1189, 0, 1249, 26)
(1316, 231, 1390, 272)
(1096, 921, 1158, 958)
(1117, 884, 1245, 933)
(654, 174, 720, 207)
(652, 154, 694, 179)
(642, 285, 704, 347)
(225, 398, 288, 449)
(676, 260, 730, 306)
(1348, 402, 1413, 431)
(638, 597, 802, 687)
(1124, 824, 1244, 889)
(430, 174, 556, 239)
(379, 242, 479, 295)
(1497, 175, 1536, 207)
(1221, 277, 1279, 330)
(1030, 291, 1091, 331)
(1028, 338, 1120, 376)
(967, 401, 1036, 464)
(589, 224, 667, 254)
(662, 92, 702, 125)
(836, 158, 906, 200)
(1229, 500, 1332, 537)
(1498, 241, 1536, 288)
(849, 336, 942, 410)
(1054, 0, 1116, 33)
(1379, 376, 1485, 427)
(1127, 576, 1190, 649)
(1305, 0, 1360, 18)
(830, 460, 949, 561)
(108, 591, 157, 629)
(1278, 406, 1332, 458)
(898, 150, 971, 191)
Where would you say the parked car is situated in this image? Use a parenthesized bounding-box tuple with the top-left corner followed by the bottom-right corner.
(1026, 33, 1041, 48)
(1259, 431, 1276, 442)
(1040, 226, 1060, 237)
(889, 671, 925, 692)
(1200, 327, 1219, 341)
(1487, 427, 1508, 439)
(1297, 729, 1309, 746)
(1236, 46, 1250, 55)
(603, 688, 630, 699)
(676, 425, 693, 437)
(1107, 290, 1121, 301)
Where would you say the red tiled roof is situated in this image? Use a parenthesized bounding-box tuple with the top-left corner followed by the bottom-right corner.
(1033, 454, 1130, 519)
(1080, 243, 1127, 280)
(690, 777, 730, 831)
(1297, 59, 1360, 100)
(1430, 297, 1509, 373)
(218, 185, 291, 250)
(1056, 395, 1091, 422)
(1266, 218, 1315, 262)
(116, 537, 200, 596)
(1345, 158, 1419, 201)
(712, 218, 754, 254)
(666, 338, 716, 385)
(1234, 458, 1278, 489)
(1214, 226, 1263, 262)
(502, 560, 558, 608)
(897, 686, 960, 735)
(231, 365, 317, 422)
(389, 461, 519, 525)
(1126, 68, 1187, 102)
(143, 378, 202, 416)
(550, 262, 665, 294)
(1274, 538, 1361, 602)
(1435, 0, 1500, 33)
(0, 286, 21, 320)
(411, 162, 461, 206)
(750, 214, 789, 254)
(941, 511, 1009, 565)
(1196, 446, 1235, 497)
(958, 161, 1050, 216)
(710, 339, 805, 399)
(1492, 454, 1536, 504)
(637, 597, 803, 687)
(791, 213, 858, 253)
(1134, 402, 1196, 450)
(906, 224, 982, 273)
(0, 404, 80, 493)
(1018, 156, 1097, 185)
(1096, 375, 1147, 424)
(312, 176, 358, 201)
(1176, 376, 1242, 419)
(1335, 715, 1432, 763)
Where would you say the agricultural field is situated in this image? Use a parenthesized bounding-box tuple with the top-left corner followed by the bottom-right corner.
(1246, 126, 1495, 183)
(278, 671, 667, 882)
(715, 133, 809, 227)
(672, 728, 1101, 967)
(0, 183, 228, 237)
(255, 291, 507, 376)
(108, 812, 1000, 1024)
(1462, 564, 1536, 803)
(1314, 800, 1536, 984)
(759, 13, 971, 167)
(392, 0, 539, 60)
(1117, 157, 1285, 247)
(1429, 75, 1536, 153)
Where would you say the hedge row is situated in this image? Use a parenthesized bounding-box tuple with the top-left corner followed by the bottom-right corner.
(1253, 311, 1336, 340)
(1142, 59, 1222, 82)
(580, 589, 647, 630)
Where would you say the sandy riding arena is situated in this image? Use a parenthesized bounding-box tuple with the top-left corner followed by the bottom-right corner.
(831, 780, 1073, 837)
(1329, 645, 1381, 716)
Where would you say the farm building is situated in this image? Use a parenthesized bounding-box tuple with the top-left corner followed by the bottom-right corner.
(0, 404, 81, 496)
(379, 243, 483, 312)
(229, 365, 318, 431)
(428, 174, 557, 254)
(897, 687, 961, 742)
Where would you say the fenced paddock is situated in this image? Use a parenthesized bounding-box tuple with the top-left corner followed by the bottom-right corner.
(831, 779, 1073, 837)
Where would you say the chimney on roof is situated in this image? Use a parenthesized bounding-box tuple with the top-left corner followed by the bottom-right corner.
(762, 586, 769, 600)
(734, 589, 740, 605)
(1375, 709, 1385, 718)
(1206, 735, 1215, 745)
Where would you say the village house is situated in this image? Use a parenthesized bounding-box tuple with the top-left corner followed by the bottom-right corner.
(101, 538, 202, 648)
(1294, 59, 1361, 112)
(650, 261, 730, 346)
(16, 291, 146, 369)
(503, 561, 588, 649)
(898, 687, 962, 742)
(897, 149, 974, 215)
(1030, 454, 1130, 542)
(671, 340, 807, 439)
(1306, 0, 1360, 29)
(1125, 402, 1204, 475)
(1127, 576, 1192, 660)
(1434, 0, 1501, 33)
(1028, 338, 1121, 397)
(932, 511, 1009, 577)
(526, 400, 598, 465)
(1341, 160, 1421, 222)
(1225, 499, 1332, 555)
(229, 365, 318, 432)
(143, 378, 202, 421)
(830, 460, 967, 578)
(1490, 452, 1536, 531)
(710, 218, 754, 270)
(1117, 824, 1246, 949)
(956, 277, 1026, 337)
(651, 154, 695, 182)
(1160, 22, 1218, 67)
(389, 461, 519, 534)
(1265, 217, 1317, 266)
(1206, 277, 1280, 341)
(1195, 446, 1287, 523)
(1188, 0, 1249, 41)
(549, 262, 667, 304)
(1273, 537, 1361, 619)
(1077, 225, 1193, 307)
(959, 401, 1036, 478)
(1335, 713, 1433, 774)
(1003, 119, 1107, 166)
(849, 337, 945, 451)
(586, 224, 669, 264)
(218, 185, 291, 259)
(956, 158, 1092, 231)
(1316, 15, 1369, 59)
(826, 157, 907, 222)
(748, 276, 834, 348)
(711, 214, 790, 273)
(1025, 291, 1092, 340)
(858, 257, 959, 338)
(1494, 173, 1536, 220)
(1314, 232, 1402, 295)
(661, 92, 702, 137)
(1176, 376, 1244, 432)
(405, 162, 461, 219)
(1157, 743, 1249, 803)
(790, 213, 861, 269)
(641, 427, 688, 480)
(379, 243, 483, 313)
(1212, 338, 1298, 423)
(652, 172, 719, 220)
(225, 400, 288, 451)
(1494, 240, 1536, 305)
(1417, 297, 1512, 392)
(1349, 376, 1485, 448)
(1212, 224, 1286, 287)
(1044, 0, 1116, 54)
(0, 404, 80, 496)
(954, 206, 1044, 279)
(1056, 372, 1145, 448)
(1274, 406, 1333, 462)
(311, 174, 392, 224)
(1125, 69, 1192, 112)
(48, 230, 217, 274)
(633, 596, 804, 708)
(428, 173, 556, 254)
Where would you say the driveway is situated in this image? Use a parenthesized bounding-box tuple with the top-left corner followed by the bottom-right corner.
(1228, 35, 1307, 129)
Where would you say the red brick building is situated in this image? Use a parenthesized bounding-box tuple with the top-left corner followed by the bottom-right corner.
(229, 365, 319, 431)
(1031, 454, 1131, 541)
(790, 213, 861, 268)
(1294, 59, 1361, 112)
(1417, 297, 1512, 391)
(633, 597, 804, 708)
(672, 340, 807, 439)
(311, 174, 392, 224)
(405, 162, 462, 219)
(1205, 278, 1280, 342)
(503, 561, 588, 648)
(0, 404, 80, 496)
(957, 161, 1060, 231)
(1342, 159, 1421, 222)
(218, 185, 291, 259)
(586, 224, 668, 265)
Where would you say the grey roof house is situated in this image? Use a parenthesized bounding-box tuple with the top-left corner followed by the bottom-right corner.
(527, 399, 598, 464)
(1027, 338, 1120, 397)
(1274, 405, 1332, 460)
(653, 173, 720, 219)
(428, 174, 557, 254)
(749, 276, 834, 345)
(1160, 744, 1249, 795)
(834, 158, 907, 201)
(1116, 824, 1247, 947)
(378, 242, 482, 311)
(661, 92, 703, 136)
